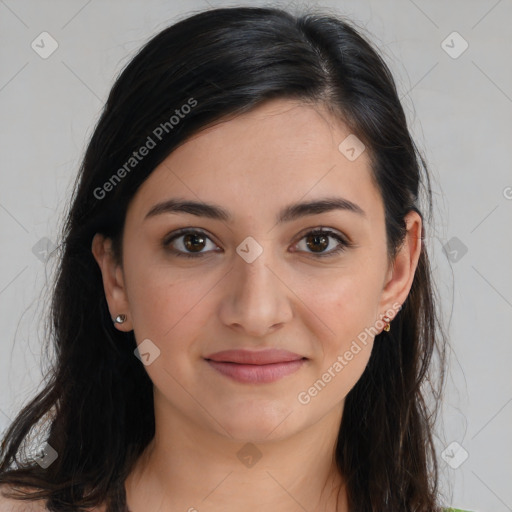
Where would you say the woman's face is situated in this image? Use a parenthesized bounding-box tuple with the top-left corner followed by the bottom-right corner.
(93, 98, 420, 442)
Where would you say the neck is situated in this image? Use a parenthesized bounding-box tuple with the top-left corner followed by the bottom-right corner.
(125, 392, 348, 511)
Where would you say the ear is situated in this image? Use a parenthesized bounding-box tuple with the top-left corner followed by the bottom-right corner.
(91, 233, 133, 331)
(377, 210, 423, 329)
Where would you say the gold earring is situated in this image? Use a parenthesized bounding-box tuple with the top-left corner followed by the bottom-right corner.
(383, 316, 391, 332)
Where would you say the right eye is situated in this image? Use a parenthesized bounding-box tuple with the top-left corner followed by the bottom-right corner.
(162, 229, 220, 258)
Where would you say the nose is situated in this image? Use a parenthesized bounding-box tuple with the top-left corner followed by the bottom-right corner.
(217, 243, 293, 337)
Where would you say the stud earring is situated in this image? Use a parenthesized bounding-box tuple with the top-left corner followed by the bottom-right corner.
(113, 314, 127, 324)
(383, 316, 391, 332)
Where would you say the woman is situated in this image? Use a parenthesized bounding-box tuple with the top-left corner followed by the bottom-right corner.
(0, 5, 470, 512)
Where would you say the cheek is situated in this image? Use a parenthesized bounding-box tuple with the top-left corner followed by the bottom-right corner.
(303, 269, 382, 347)
(126, 264, 209, 342)
(124, 263, 214, 399)
(294, 276, 379, 411)
(121, 242, 209, 347)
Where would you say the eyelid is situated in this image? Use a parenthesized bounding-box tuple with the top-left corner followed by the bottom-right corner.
(162, 227, 218, 246)
(294, 225, 351, 245)
(290, 226, 352, 257)
(162, 226, 352, 258)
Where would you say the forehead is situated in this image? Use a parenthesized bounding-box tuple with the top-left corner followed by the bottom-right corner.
(126, 98, 382, 225)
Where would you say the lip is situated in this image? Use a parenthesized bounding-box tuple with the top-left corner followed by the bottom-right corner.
(204, 348, 304, 364)
(204, 349, 307, 384)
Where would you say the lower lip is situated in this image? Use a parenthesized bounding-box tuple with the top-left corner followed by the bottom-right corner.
(205, 359, 306, 384)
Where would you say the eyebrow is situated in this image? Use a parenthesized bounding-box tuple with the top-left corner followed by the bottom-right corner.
(144, 196, 366, 224)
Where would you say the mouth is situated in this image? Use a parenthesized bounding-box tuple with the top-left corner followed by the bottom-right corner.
(203, 349, 307, 384)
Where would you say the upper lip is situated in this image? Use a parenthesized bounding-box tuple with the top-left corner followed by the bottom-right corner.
(204, 349, 305, 365)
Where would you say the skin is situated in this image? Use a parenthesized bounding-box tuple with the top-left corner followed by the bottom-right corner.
(92, 98, 422, 512)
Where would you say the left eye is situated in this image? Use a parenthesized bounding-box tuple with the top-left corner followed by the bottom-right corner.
(163, 228, 349, 259)
(293, 229, 349, 257)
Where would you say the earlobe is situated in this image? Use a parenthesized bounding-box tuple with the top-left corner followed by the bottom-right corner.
(378, 210, 422, 325)
(91, 233, 133, 331)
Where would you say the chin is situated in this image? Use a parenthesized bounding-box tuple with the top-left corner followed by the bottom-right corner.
(212, 400, 300, 443)
(222, 423, 293, 444)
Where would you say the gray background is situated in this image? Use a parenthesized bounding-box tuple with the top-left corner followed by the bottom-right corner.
(1, 1, 511, 510)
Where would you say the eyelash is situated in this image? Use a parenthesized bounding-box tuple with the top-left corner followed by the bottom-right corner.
(162, 227, 351, 259)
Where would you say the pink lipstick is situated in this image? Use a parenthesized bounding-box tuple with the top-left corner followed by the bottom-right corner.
(204, 349, 306, 384)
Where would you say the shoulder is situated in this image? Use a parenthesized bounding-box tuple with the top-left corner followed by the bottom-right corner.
(0, 485, 48, 511)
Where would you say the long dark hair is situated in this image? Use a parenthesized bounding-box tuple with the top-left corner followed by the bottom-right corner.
(0, 6, 447, 511)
